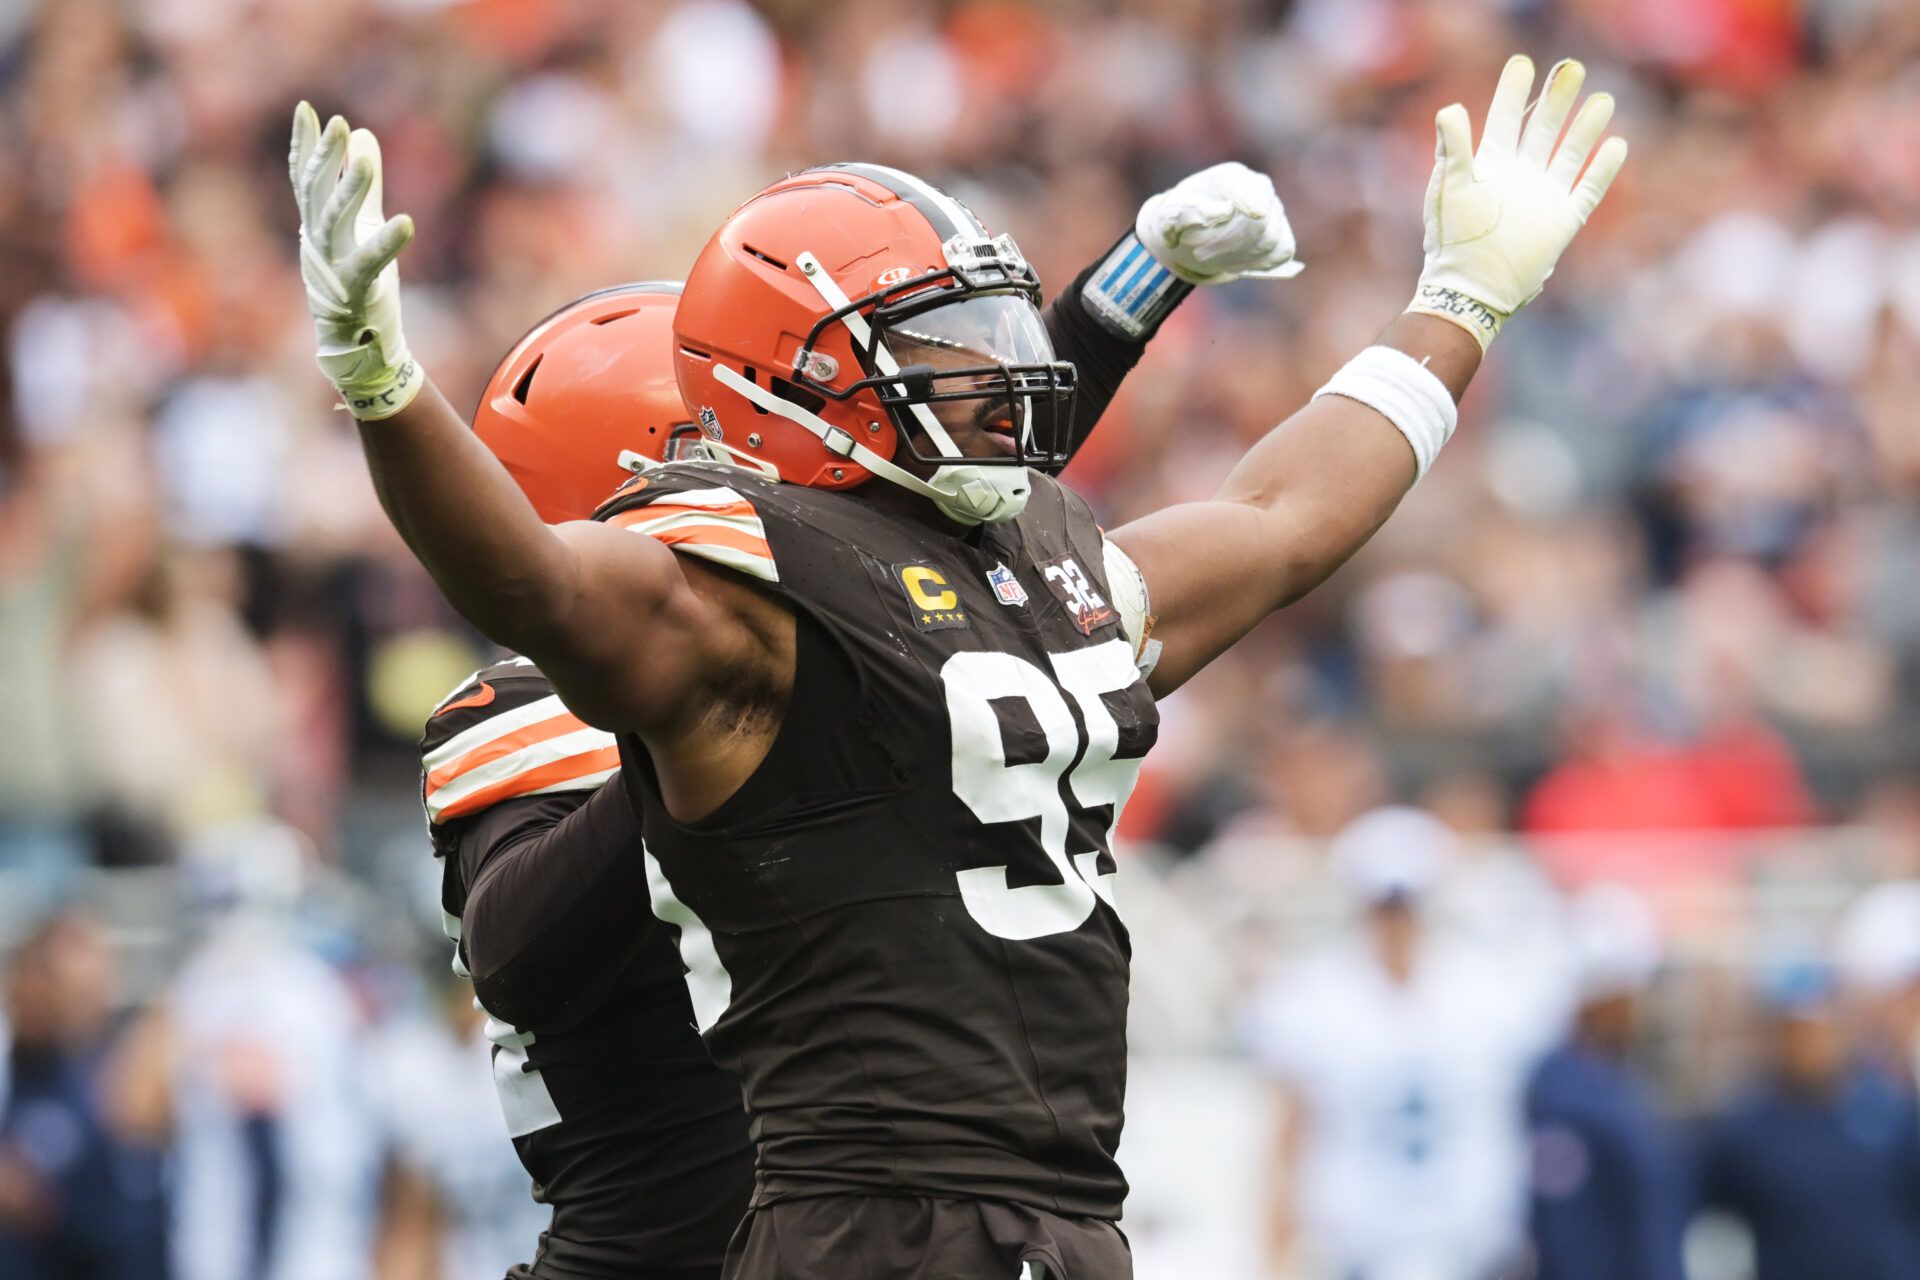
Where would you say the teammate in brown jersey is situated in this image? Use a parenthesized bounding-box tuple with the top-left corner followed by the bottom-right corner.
(412, 191, 1250, 1278)
(294, 54, 1627, 1279)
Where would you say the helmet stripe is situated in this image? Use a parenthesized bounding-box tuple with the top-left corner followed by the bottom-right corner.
(816, 162, 988, 242)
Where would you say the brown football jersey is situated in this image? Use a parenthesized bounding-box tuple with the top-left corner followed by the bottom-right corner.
(421, 664, 753, 1277)
(597, 461, 1157, 1219)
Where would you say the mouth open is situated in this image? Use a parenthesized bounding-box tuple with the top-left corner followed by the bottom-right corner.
(977, 422, 1018, 457)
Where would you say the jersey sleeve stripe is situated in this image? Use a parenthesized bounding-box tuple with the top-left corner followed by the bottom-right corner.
(423, 709, 602, 792)
(646, 522, 773, 559)
(637, 485, 754, 509)
(425, 732, 620, 822)
(652, 528, 779, 581)
(426, 725, 616, 810)
(608, 510, 770, 548)
(660, 538, 780, 583)
(430, 750, 621, 822)
(607, 499, 762, 525)
(607, 507, 779, 583)
(423, 694, 573, 771)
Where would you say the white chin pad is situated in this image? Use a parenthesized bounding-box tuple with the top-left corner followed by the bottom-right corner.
(933, 464, 1031, 525)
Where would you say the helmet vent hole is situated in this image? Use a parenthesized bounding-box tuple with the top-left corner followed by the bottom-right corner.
(511, 356, 543, 405)
(742, 244, 788, 271)
(590, 309, 639, 326)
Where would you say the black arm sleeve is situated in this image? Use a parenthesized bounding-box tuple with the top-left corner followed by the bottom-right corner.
(1041, 232, 1194, 468)
(442, 773, 656, 1032)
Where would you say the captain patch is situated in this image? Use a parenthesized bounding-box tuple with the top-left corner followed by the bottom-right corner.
(894, 563, 969, 632)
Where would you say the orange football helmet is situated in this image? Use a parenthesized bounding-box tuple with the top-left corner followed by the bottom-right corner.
(673, 164, 1076, 525)
(475, 282, 707, 524)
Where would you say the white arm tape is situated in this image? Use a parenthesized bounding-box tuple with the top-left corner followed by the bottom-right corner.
(1310, 345, 1458, 480)
(1102, 537, 1160, 678)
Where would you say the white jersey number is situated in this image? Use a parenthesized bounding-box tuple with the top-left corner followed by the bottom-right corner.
(643, 845, 732, 1033)
(441, 900, 564, 1138)
(483, 1015, 563, 1138)
(942, 638, 1143, 940)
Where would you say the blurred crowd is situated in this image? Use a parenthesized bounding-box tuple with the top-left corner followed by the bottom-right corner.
(3, 0, 1920, 1275)
(6, 0, 1920, 876)
(0, 826, 550, 1280)
(1225, 810, 1920, 1280)
(7, 813, 1920, 1280)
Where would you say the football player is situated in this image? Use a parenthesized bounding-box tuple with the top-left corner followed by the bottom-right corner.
(292, 54, 1624, 1279)
(415, 177, 1295, 1279)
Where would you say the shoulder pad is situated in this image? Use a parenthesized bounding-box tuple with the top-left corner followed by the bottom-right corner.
(1100, 536, 1160, 678)
(420, 659, 617, 825)
(595, 467, 779, 585)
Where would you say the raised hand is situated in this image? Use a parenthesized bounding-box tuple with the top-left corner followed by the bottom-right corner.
(1136, 161, 1303, 284)
(1408, 55, 1628, 349)
(290, 101, 423, 419)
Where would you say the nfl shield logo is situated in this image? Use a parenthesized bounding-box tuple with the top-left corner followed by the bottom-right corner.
(987, 563, 1028, 607)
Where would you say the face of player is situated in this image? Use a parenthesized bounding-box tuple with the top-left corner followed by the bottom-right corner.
(880, 293, 1065, 467)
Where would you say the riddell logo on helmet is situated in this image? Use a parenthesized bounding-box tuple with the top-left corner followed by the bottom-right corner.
(875, 265, 916, 288)
(698, 406, 723, 440)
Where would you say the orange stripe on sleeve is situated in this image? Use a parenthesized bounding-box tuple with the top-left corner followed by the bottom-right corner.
(607, 501, 762, 528)
(424, 710, 593, 792)
(433, 746, 622, 821)
(646, 524, 774, 560)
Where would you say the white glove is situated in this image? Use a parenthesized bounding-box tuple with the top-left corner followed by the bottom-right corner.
(289, 101, 423, 420)
(1408, 55, 1628, 350)
(1136, 161, 1303, 284)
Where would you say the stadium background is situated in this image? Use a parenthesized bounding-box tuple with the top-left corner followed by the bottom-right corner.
(3, 0, 1920, 1276)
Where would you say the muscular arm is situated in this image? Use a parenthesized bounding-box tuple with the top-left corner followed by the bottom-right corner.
(292, 106, 725, 732)
(1111, 56, 1625, 696)
(360, 383, 719, 730)
(1112, 314, 1478, 694)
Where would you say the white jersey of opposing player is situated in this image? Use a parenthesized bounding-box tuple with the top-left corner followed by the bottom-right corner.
(1246, 935, 1555, 1280)
(168, 918, 380, 1280)
(366, 1011, 552, 1279)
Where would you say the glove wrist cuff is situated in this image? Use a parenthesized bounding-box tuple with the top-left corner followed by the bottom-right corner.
(1406, 282, 1508, 351)
(320, 345, 425, 421)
